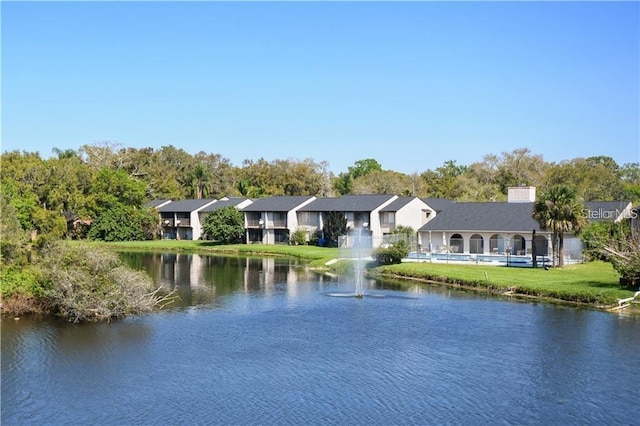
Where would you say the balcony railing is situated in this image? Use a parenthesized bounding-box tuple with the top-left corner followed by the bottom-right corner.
(162, 219, 191, 227)
(246, 219, 287, 228)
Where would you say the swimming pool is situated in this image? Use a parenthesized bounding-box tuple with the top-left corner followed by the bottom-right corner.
(406, 252, 553, 267)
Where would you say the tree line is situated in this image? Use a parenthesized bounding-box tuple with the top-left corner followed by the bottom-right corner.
(1, 142, 638, 317)
(1, 142, 639, 246)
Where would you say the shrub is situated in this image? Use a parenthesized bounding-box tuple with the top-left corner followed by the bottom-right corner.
(38, 242, 170, 322)
(0, 265, 43, 298)
(0, 194, 29, 266)
(374, 240, 409, 265)
(290, 229, 307, 246)
(89, 206, 157, 241)
(309, 231, 320, 246)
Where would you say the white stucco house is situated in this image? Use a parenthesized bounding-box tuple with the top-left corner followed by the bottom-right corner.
(155, 199, 217, 240)
(417, 186, 634, 264)
(240, 196, 317, 244)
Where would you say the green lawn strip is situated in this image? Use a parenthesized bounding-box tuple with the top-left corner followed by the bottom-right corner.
(74, 240, 339, 263)
(372, 261, 631, 306)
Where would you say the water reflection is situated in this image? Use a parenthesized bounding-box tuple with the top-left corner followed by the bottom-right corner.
(3, 253, 639, 425)
(120, 253, 337, 308)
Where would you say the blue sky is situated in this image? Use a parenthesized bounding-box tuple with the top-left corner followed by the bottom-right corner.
(2, 1, 638, 174)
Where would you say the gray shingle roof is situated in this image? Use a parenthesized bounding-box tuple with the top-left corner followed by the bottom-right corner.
(379, 197, 416, 212)
(421, 198, 454, 212)
(240, 196, 315, 212)
(298, 194, 395, 212)
(157, 199, 216, 213)
(200, 198, 250, 212)
(145, 199, 171, 209)
(419, 202, 543, 233)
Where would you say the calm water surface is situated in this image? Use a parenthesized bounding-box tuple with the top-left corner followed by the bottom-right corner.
(2, 253, 639, 425)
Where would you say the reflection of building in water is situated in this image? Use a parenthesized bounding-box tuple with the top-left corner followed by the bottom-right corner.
(155, 253, 208, 290)
(143, 253, 324, 304)
(243, 257, 305, 293)
(154, 254, 215, 305)
(241, 257, 317, 298)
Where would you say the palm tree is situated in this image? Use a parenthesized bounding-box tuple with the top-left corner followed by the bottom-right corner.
(236, 179, 263, 198)
(187, 164, 212, 199)
(52, 147, 79, 160)
(532, 185, 587, 267)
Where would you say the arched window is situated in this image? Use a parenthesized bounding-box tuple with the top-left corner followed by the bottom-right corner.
(489, 234, 504, 253)
(450, 234, 464, 253)
(511, 234, 526, 255)
(470, 234, 484, 254)
(533, 234, 548, 256)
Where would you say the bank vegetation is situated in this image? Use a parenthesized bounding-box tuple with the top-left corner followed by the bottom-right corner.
(371, 260, 631, 307)
(1, 242, 173, 322)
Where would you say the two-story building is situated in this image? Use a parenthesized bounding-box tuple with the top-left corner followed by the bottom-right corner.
(294, 194, 435, 248)
(156, 199, 217, 240)
(241, 196, 316, 244)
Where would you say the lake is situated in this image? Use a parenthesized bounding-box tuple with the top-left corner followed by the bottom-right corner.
(2, 253, 639, 425)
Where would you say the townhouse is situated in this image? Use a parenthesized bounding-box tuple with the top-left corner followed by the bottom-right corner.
(147, 187, 633, 265)
(240, 196, 316, 244)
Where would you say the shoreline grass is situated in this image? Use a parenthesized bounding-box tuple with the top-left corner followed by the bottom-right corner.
(73, 240, 339, 267)
(71, 241, 637, 309)
(372, 261, 632, 307)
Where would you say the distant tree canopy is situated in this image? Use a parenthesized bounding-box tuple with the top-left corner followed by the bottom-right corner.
(88, 205, 158, 242)
(1, 143, 638, 243)
(334, 158, 383, 195)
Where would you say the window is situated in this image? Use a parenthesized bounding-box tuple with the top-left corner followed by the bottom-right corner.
(380, 212, 395, 225)
(450, 234, 464, 253)
(489, 234, 504, 253)
(246, 213, 262, 227)
(510, 235, 526, 255)
(298, 212, 318, 226)
(470, 234, 484, 254)
(274, 229, 289, 243)
(271, 212, 287, 228)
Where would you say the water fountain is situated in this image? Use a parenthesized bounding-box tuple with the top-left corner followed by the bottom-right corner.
(338, 222, 372, 298)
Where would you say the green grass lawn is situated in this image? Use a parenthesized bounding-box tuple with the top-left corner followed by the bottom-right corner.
(374, 261, 632, 306)
(79, 240, 339, 264)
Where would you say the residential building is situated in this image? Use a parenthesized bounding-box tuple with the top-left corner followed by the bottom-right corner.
(240, 196, 316, 244)
(378, 196, 435, 242)
(418, 187, 633, 264)
(156, 199, 217, 240)
(418, 201, 553, 257)
(296, 194, 399, 247)
(421, 198, 454, 214)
